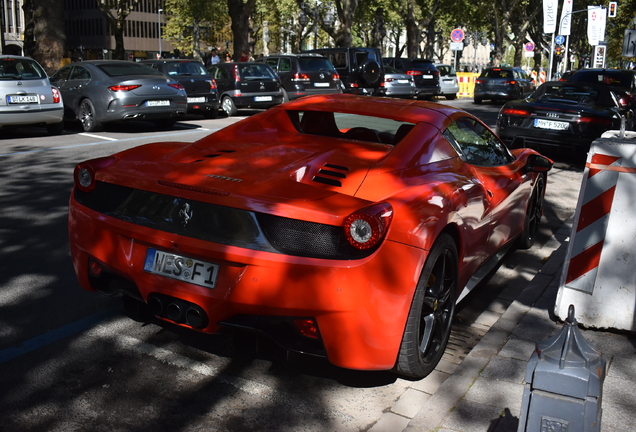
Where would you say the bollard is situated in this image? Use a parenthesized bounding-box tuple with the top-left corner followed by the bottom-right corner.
(518, 305, 606, 432)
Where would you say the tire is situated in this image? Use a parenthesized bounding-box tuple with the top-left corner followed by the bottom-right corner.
(445, 94, 457, 100)
(516, 175, 546, 249)
(203, 108, 219, 119)
(282, 89, 290, 103)
(473, 97, 482, 104)
(359, 59, 381, 87)
(78, 98, 102, 132)
(222, 96, 237, 117)
(396, 233, 458, 379)
(46, 121, 64, 135)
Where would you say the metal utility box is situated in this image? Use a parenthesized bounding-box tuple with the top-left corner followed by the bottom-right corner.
(518, 305, 606, 432)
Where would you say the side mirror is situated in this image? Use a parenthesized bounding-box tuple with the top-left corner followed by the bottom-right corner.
(525, 153, 553, 173)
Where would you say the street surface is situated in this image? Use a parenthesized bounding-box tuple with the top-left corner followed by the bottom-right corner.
(0, 99, 585, 431)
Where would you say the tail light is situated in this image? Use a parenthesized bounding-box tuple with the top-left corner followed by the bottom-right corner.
(406, 70, 423, 76)
(577, 116, 612, 127)
(350, 82, 359, 88)
(109, 85, 142, 92)
(232, 64, 240, 82)
(502, 80, 517, 85)
(51, 87, 61, 103)
(385, 78, 396, 82)
(502, 108, 530, 116)
(620, 93, 633, 107)
(475, 79, 484, 84)
(332, 72, 340, 81)
(293, 318, 320, 339)
(209, 79, 217, 90)
(291, 73, 310, 82)
(73, 157, 115, 193)
(343, 203, 393, 250)
(169, 83, 185, 90)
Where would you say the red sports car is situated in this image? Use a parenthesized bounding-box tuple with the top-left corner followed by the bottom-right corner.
(69, 94, 552, 378)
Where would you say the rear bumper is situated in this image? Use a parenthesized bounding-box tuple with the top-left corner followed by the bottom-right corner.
(69, 194, 426, 371)
(0, 105, 64, 126)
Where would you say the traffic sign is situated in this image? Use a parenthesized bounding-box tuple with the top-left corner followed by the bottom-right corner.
(556, 35, 565, 45)
(451, 28, 464, 42)
(525, 42, 535, 52)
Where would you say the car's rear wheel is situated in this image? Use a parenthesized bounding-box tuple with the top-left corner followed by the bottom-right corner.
(79, 98, 102, 132)
(517, 175, 546, 249)
(222, 96, 237, 116)
(396, 233, 458, 379)
(203, 108, 219, 119)
(445, 94, 457, 100)
(474, 97, 482, 104)
(46, 121, 64, 135)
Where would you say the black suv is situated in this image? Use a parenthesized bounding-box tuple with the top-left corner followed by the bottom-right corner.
(255, 53, 341, 101)
(382, 58, 440, 100)
(142, 59, 220, 118)
(302, 47, 385, 96)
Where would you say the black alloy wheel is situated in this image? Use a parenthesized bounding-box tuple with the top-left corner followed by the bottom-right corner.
(517, 175, 546, 249)
(396, 233, 458, 378)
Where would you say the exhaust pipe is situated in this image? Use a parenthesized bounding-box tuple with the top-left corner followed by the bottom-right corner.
(166, 302, 184, 323)
(147, 296, 163, 316)
(146, 293, 208, 329)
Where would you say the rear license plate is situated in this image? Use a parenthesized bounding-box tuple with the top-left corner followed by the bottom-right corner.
(8, 95, 38, 104)
(187, 97, 206, 103)
(534, 118, 569, 131)
(313, 82, 330, 87)
(254, 95, 272, 102)
(423, 74, 433, 79)
(144, 248, 219, 289)
(146, 100, 170, 107)
(397, 79, 409, 84)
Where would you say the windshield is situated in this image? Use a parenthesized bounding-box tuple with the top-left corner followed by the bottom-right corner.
(298, 57, 335, 72)
(534, 84, 616, 107)
(0, 58, 47, 80)
(570, 71, 633, 88)
(98, 63, 165, 77)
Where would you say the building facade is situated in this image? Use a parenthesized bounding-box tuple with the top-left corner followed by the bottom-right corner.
(1, 0, 25, 55)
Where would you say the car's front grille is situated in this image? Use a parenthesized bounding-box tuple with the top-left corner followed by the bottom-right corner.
(74, 181, 375, 260)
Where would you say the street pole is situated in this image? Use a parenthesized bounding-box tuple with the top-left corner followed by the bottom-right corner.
(158, 8, 163, 59)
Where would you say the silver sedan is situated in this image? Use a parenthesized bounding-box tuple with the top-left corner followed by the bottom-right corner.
(0, 55, 64, 135)
(50, 60, 187, 132)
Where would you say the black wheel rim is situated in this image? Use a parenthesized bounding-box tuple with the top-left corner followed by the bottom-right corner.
(80, 102, 93, 130)
(527, 178, 545, 241)
(418, 248, 457, 363)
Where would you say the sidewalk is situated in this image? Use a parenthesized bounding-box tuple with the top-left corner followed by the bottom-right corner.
(371, 217, 636, 432)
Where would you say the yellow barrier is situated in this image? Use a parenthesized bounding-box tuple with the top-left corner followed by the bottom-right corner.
(457, 72, 480, 98)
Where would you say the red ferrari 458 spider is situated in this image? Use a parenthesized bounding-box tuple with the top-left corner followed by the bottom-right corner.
(69, 94, 552, 378)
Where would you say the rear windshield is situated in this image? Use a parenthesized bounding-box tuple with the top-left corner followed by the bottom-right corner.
(298, 57, 336, 72)
(0, 58, 47, 80)
(239, 64, 277, 79)
(570, 71, 633, 88)
(436, 65, 456, 76)
(410, 60, 436, 71)
(535, 84, 615, 106)
(288, 110, 415, 145)
(482, 69, 513, 79)
(165, 61, 208, 76)
(98, 63, 165, 77)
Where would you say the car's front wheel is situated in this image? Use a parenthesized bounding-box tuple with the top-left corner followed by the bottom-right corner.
(222, 96, 237, 116)
(396, 233, 458, 379)
(78, 98, 102, 132)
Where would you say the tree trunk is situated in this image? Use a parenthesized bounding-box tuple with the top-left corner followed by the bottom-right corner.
(22, 0, 65, 74)
(228, 0, 256, 60)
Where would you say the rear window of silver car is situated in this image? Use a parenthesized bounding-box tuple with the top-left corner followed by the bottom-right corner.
(98, 63, 165, 77)
(0, 58, 47, 80)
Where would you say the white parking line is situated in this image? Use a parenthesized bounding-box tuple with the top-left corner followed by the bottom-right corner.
(80, 133, 119, 141)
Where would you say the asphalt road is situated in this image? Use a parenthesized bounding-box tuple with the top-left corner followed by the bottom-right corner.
(0, 99, 585, 432)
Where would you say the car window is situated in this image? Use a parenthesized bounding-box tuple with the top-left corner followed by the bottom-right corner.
(410, 60, 435, 70)
(165, 61, 207, 76)
(70, 66, 90, 80)
(436, 65, 456, 76)
(536, 84, 617, 107)
(214, 67, 229, 80)
(444, 118, 513, 166)
(239, 64, 276, 79)
(98, 63, 165, 77)
(278, 58, 292, 72)
(570, 71, 633, 88)
(50, 66, 72, 81)
(298, 57, 335, 72)
(483, 69, 510, 79)
(265, 58, 279, 71)
(0, 58, 47, 80)
(329, 52, 347, 68)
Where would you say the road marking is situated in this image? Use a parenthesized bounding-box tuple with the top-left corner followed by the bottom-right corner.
(0, 128, 220, 158)
(80, 133, 119, 141)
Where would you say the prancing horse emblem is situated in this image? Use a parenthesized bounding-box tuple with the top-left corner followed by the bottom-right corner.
(179, 203, 193, 226)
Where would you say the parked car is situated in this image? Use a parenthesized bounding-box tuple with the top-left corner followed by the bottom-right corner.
(382, 65, 416, 98)
(302, 47, 385, 96)
(0, 55, 64, 135)
(68, 93, 552, 379)
(141, 59, 220, 119)
(207, 62, 284, 116)
(382, 58, 440, 100)
(496, 81, 627, 157)
(255, 53, 341, 101)
(568, 68, 636, 118)
(49, 60, 187, 132)
(435, 63, 459, 100)
(473, 66, 535, 104)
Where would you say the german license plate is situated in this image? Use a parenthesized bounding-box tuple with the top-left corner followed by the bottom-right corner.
(146, 100, 170, 107)
(144, 248, 219, 289)
(423, 74, 433, 79)
(313, 82, 330, 87)
(187, 97, 206, 103)
(8, 95, 38, 104)
(534, 118, 569, 130)
(397, 79, 409, 84)
(254, 95, 272, 102)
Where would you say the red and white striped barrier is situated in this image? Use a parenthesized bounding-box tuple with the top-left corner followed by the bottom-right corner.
(556, 134, 636, 330)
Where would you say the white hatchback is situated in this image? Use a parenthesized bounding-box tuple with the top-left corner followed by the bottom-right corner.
(0, 55, 64, 135)
(435, 64, 460, 100)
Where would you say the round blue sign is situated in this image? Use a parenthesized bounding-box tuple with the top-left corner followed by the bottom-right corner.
(555, 35, 565, 45)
